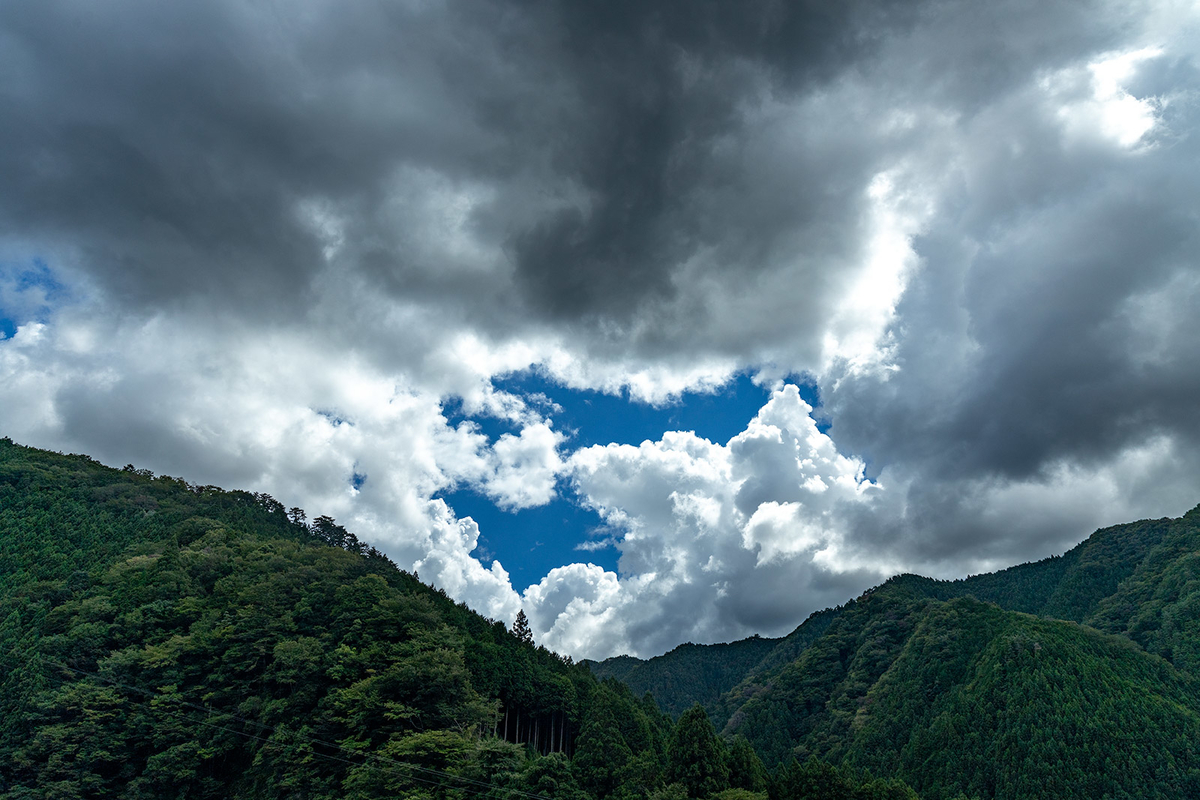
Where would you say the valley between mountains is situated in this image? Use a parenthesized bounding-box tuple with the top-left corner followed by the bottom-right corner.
(3, 437, 1199, 799)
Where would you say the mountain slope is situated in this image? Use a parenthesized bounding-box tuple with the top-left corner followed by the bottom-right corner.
(584, 611, 841, 725)
(891, 512, 1178, 623)
(591, 505, 1200, 799)
(0, 439, 677, 800)
(6, 436, 1199, 799)
(600, 510, 1195, 718)
(725, 582, 1200, 798)
(583, 635, 781, 718)
(1086, 510, 1200, 674)
(724, 507, 1200, 798)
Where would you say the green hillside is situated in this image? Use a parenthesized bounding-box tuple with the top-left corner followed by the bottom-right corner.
(0, 438, 913, 800)
(883, 513, 1178, 623)
(1086, 513, 1200, 675)
(589, 506, 1200, 799)
(583, 636, 781, 718)
(585, 607, 841, 725)
(7, 436, 1200, 800)
(0, 440, 661, 799)
(725, 583, 1200, 798)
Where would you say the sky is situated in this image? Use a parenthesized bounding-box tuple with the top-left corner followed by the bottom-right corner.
(2, 0, 1199, 660)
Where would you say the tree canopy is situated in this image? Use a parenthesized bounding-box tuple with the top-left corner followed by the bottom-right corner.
(8, 437, 1200, 799)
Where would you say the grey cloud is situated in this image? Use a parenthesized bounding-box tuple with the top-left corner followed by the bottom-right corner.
(4, 0, 1200, 658)
(3, 0, 1175, 355)
(820, 51, 1200, 569)
(829, 119, 1200, 476)
(506, 0, 913, 322)
(2, 1, 514, 316)
(0, 0, 922, 355)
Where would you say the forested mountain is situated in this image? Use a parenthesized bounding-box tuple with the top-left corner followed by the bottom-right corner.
(724, 581, 1200, 799)
(0, 439, 915, 800)
(584, 609, 838, 722)
(5, 437, 1200, 799)
(591, 507, 1200, 799)
(582, 636, 781, 719)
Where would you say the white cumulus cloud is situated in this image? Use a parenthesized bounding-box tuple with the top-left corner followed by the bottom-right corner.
(523, 386, 889, 659)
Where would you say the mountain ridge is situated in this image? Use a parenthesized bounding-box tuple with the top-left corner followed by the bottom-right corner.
(588, 508, 1193, 722)
(586, 503, 1200, 797)
(5, 436, 1200, 799)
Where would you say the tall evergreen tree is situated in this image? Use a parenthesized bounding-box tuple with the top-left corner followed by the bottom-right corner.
(769, 758, 854, 800)
(573, 703, 634, 799)
(512, 609, 533, 644)
(666, 704, 730, 798)
(728, 734, 768, 792)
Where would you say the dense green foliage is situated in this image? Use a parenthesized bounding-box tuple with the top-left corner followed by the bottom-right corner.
(586, 505, 1200, 799)
(769, 758, 920, 800)
(666, 705, 730, 798)
(587, 609, 838, 726)
(1086, 509, 1200, 675)
(11, 437, 1200, 799)
(728, 586, 1200, 798)
(637, 509, 1200, 799)
(888, 514, 1179, 623)
(0, 439, 907, 800)
(0, 441, 663, 799)
(584, 637, 780, 720)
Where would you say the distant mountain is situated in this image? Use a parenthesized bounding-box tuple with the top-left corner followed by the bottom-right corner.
(582, 637, 778, 717)
(725, 577, 1200, 799)
(589, 507, 1200, 798)
(583, 609, 838, 721)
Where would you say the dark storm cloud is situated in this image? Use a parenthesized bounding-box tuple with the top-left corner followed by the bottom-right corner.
(506, 0, 915, 323)
(819, 41, 1200, 566)
(2, 0, 1168, 343)
(1, 3, 327, 313)
(0, 0, 920, 341)
(2, 0, 1133, 350)
(4, 0, 1199, 657)
(1, 1, 513, 316)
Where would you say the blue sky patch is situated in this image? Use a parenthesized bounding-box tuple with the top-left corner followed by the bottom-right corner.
(441, 396, 519, 442)
(502, 370, 775, 447)
(467, 370, 826, 448)
(0, 258, 70, 339)
(317, 409, 352, 427)
(437, 482, 619, 589)
(440, 371, 827, 589)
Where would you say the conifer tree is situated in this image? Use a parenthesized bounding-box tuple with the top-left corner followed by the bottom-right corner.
(573, 703, 633, 799)
(666, 704, 730, 798)
(512, 609, 533, 644)
(728, 734, 768, 792)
